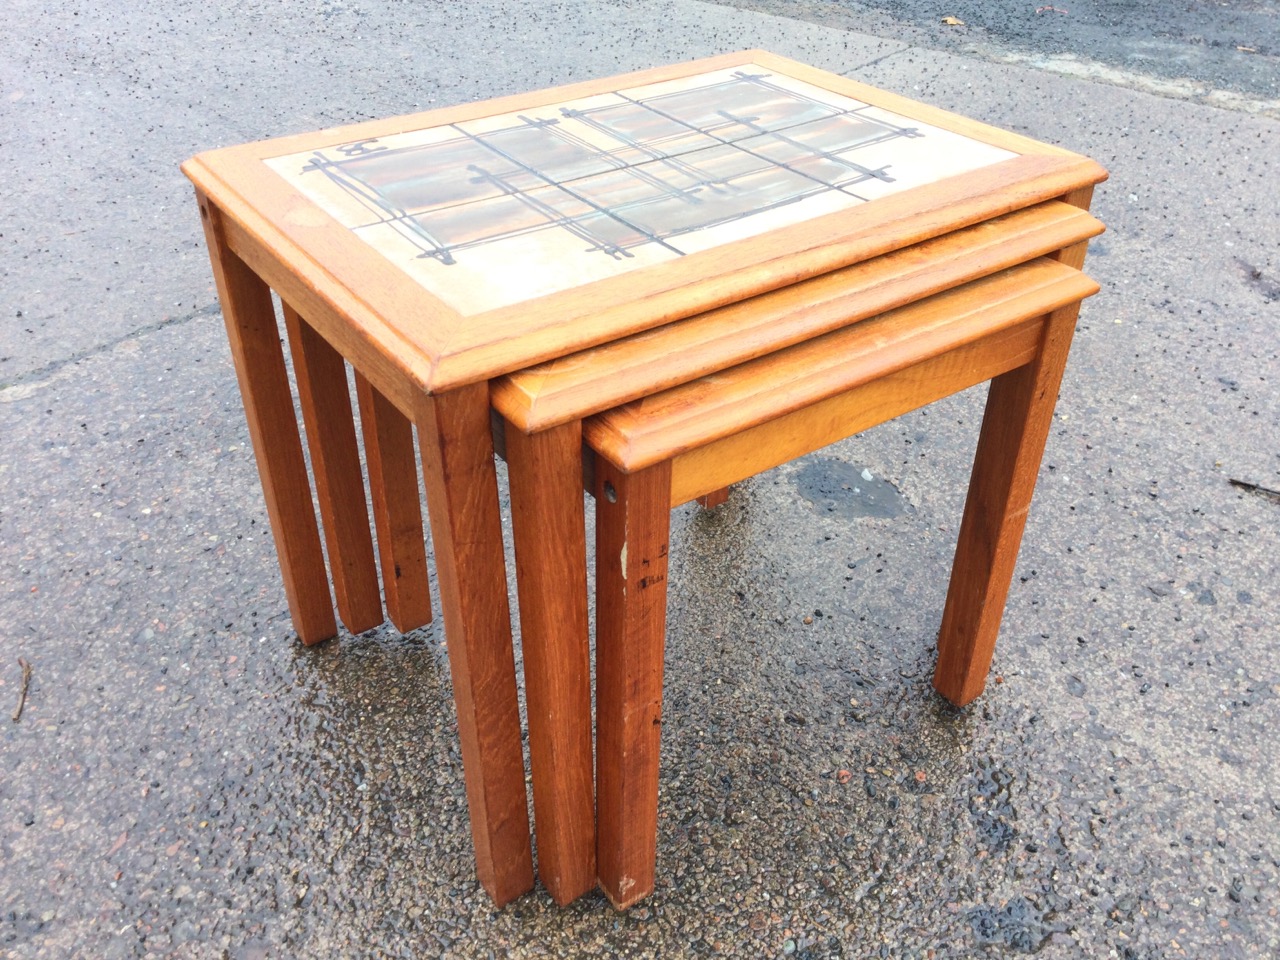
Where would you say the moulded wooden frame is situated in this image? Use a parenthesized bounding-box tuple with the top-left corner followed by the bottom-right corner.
(493, 200, 1104, 431)
(183, 50, 1105, 404)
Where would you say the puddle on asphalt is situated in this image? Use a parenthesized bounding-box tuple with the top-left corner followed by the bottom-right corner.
(791, 455, 913, 520)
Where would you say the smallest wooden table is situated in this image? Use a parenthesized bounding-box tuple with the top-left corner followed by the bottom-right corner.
(185, 50, 1105, 908)
(500, 253, 1099, 907)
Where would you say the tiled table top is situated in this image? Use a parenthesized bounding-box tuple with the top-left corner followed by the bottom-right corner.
(183, 49, 1104, 393)
(265, 64, 1015, 314)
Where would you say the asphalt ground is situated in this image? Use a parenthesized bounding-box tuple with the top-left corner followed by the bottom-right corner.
(2, 1, 1278, 957)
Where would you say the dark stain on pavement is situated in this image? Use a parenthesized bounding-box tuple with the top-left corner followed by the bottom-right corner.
(792, 456, 913, 520)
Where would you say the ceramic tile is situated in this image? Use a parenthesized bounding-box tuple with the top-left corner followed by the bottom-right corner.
(265, 65, 1017, 313)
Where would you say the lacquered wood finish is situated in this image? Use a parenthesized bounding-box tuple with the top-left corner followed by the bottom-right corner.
(354, 373, 433, 633)
(187, 52, 1108, 912)
(435, 155, 1097, 385)
(214, 210, 433, 414)
(586, 260, 1099, 472)
(581, 262, 1099, 906)
(594, 457, 673, 910)
(282, 303, 384, 635)
(183, 52, 1106, 397)
(1053, 186, 1097, 271)
(505, 421, 597, 905)
(494, 202, 1102, 430)
(933, 300, 1085, 705)
(196, 193, 337, 645)
(695, 487, 730, 510)
(668, 319, 1046, 508)
(414, 383, 534, 906)
(928, 186, 1099, 704)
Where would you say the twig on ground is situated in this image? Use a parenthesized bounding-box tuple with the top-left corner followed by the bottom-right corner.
(1228, 478, 1280, 503)
(12, 659, 32, 722)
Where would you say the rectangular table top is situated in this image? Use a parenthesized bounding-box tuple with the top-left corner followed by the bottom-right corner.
(184, 50, 1106, 394)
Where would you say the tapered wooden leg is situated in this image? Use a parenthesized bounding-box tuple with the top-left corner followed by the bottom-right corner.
(356, 373, 433, 633)
(506, 420, 596, 905)
(594, 457, 673, 909)
(195, 192, 336, 645)
(282, 303, 384, 635)
(415, 383, 533, 907)
(933, 301, 1085, 706)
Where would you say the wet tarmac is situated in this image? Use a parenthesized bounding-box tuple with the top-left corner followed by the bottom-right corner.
(2, 0, 1278, 957)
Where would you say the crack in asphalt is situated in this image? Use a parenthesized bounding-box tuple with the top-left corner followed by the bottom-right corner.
(838, 45, 908, 73)
(0, 302, 223, 396)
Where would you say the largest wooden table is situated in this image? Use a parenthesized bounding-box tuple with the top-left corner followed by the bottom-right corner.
(183, 50, 1106, 908)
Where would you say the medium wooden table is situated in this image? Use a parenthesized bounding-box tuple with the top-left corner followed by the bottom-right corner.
(185, 50, 1105, 908)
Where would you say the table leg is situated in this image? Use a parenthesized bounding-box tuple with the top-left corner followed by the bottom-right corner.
(195, 192, 336, 645)
(594, 458, 673, 909)
(1055, 185, 1095, 272)
(415, 383, 534, 906)
(356, 373, 433, 633)
(282, 303, 384, 635)
(933, 300, 1084, 706)
(506, 420, 596, 905)
(695, 486, 731, 509)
